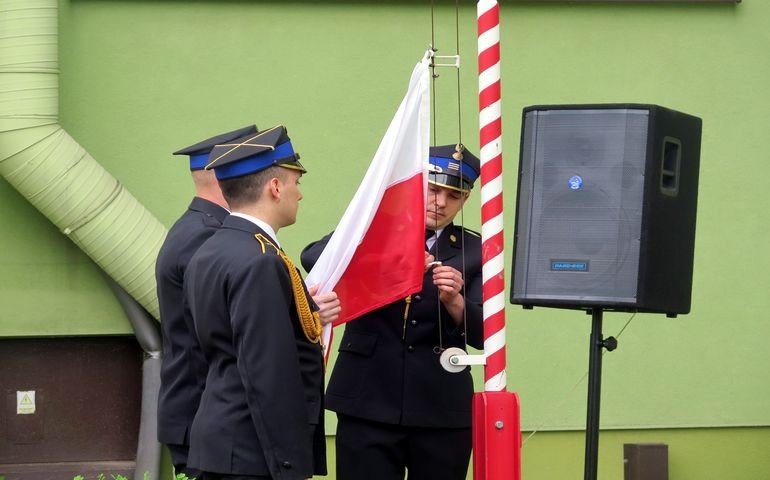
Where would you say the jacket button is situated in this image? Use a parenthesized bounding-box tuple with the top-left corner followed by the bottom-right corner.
(411, 319, 417, 326)
(407, 345, 415, 352)
(413, 295, 422, 302)
(281, 461, 292, 469)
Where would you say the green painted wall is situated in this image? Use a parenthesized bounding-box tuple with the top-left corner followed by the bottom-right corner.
(0, 178, 130, 335)
(1, 0, 768, 478)
(326, 427, 770, 480)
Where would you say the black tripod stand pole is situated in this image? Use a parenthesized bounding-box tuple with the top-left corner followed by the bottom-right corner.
(584, 307, 604, 480)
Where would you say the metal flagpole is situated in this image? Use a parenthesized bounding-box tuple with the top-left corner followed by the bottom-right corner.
(472, 2, 521, 478)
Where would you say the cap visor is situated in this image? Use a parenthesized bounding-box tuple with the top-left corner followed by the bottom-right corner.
(278, 158, 307, 173)
(428, 173, 471, 192)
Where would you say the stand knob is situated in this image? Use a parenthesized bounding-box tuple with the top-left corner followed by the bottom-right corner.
(602, 336, 618, 351)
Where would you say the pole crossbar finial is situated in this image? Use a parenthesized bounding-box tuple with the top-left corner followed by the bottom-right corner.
(431, 54, 461, 69)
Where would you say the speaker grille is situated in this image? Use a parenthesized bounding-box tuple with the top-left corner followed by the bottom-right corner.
(514, 108, 650, 305)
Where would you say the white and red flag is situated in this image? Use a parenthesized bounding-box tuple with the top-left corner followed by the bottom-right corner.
(306, 51, 432, 359)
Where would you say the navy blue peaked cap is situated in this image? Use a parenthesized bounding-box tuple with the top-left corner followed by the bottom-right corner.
(172, 124, 258, 171)
(428, 144, 481, 192)
(205, 125, 306, 180)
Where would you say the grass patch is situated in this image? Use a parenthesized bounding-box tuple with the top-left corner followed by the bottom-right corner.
(73, 474, 195, 480)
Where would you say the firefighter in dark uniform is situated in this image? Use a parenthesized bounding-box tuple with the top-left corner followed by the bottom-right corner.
(301, 144, 483, 480)
(184, 125, 336, 480)
(156, 124, 257, 478)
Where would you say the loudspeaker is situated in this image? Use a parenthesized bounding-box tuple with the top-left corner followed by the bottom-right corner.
(510, 104, 702, 315)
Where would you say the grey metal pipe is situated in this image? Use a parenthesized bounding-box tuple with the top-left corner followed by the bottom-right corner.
(136, 357, 163, 480)
(105, 276, 162, 480)
(106, 275, 163, 356)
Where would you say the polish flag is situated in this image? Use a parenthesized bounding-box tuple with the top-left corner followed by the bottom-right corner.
(305, 51, 432, 359)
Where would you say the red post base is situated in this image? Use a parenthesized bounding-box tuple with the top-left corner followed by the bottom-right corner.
(472, 391, 522, 480)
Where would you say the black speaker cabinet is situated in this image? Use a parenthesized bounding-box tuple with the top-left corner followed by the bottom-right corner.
(510, 104, 702, 315)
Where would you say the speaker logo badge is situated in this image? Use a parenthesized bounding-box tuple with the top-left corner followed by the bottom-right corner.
(568, 175, 584, 190)
(551, 260, 589, 272)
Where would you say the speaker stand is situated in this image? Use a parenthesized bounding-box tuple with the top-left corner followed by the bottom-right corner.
(583, 307, 618, 480)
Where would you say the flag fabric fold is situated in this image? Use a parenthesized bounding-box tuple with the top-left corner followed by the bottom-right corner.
(305, 52, 432, 358)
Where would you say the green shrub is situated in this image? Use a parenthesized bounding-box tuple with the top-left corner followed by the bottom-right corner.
(73, 472, 194, 480)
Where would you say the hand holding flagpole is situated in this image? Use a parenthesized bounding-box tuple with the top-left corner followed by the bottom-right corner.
(308, 285, 341, 326)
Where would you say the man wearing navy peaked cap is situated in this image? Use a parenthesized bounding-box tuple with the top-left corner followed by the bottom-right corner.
(184, 125, 338, 480)
(206, 125, 308, 179)
(301, 144, 484, 480)
(155, 124, 257, 478)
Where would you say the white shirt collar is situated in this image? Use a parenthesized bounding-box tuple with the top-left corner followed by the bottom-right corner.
(426, 227, 444, 250)
(230, 212, 280, 247)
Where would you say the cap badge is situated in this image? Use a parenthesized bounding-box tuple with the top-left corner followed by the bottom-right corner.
(452, 144, 465, 161)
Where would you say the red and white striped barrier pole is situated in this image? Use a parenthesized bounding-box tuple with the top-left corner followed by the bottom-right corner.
(473, 1, 521, 478)
(478, 0, 506, 394)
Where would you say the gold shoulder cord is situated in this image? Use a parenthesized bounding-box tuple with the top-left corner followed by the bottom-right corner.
(254, 234, 322, 344)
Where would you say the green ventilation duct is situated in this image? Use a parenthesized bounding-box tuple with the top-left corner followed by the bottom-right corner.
(0, 0, 165, 320)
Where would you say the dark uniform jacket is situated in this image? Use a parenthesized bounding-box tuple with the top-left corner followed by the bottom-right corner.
(156, 197, 228, 450)
(301, 223, 483, 428)
(185, 215, 326, 479)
